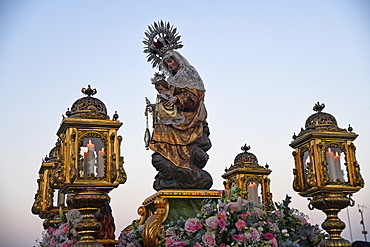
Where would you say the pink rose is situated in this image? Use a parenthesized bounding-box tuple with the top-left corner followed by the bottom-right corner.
(263, 232, 275, 240)
(193, 243, 202, 247)
(271, 237, 278, 247)
(217, 211, 227, 220)
(232, 234, 240, 241)
(241, 212, 251, 221)
(185, 218, 202, 233)
(165, 236, 173, 246)
(206, 216, 219, 231)
(218, 219, 227, 228)
(235, 219, 246, 230)
(202, 232, 216, 246)
(219, 244, 227, 247)
(238, 234, 248, 243)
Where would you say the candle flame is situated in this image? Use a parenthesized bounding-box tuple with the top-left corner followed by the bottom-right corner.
(328, 147, 332, 152)
(335, 151, 340, 156)
(102, 148, 104, 152)
(88, 139, 92, 144)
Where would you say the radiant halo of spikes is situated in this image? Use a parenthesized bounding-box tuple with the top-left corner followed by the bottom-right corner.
(143, 20, 183, 68)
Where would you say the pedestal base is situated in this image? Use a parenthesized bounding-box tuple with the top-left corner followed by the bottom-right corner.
(96, 239, 120, 247)
(138, 189, 220, 247)
(320, 238, 351, 247)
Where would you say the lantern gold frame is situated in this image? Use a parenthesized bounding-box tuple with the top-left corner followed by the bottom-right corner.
(290, 102, 364, 247)
(222, 144, 273, 210)
(32, 147, 68, 229)
(43, 86, 127, 247)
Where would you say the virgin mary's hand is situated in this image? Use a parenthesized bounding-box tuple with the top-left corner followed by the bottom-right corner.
(164, 97, 177, 107)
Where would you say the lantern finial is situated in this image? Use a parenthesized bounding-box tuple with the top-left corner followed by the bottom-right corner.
(81, 85, 97, 97)
(241, 144, 251, 152)
(313, 102, 325, 112)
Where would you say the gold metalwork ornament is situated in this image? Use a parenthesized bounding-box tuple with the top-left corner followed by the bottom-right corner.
(222, 145, 274, 210)
(137, 205, 152, 226)
(143, 20, 183, 68)
(290, 102, 364, 247)
(33, 86, 126, 246)
(32, 151, 69, 229)
(142, 197, 169, 247)
(32, 176, 43, 215)
(309, 193, 354, 247)
(306, 161, 316, 187)
(62, 188, 111, 247)
(126, 190, 220, 247)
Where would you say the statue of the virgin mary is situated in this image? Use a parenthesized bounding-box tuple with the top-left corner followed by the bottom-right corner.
(143, 21, 213, 191)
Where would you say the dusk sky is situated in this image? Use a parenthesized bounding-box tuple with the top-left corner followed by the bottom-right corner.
(0, 1, 369, 246)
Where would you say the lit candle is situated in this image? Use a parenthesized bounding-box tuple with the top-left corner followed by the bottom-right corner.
(97, 148, 105, 177)
(247, 182, 258, 204)
(87, 139, 95, 151)
(326, 148, 336, 181)
(86, 139, 95, 176)
(333, 151, 343, 181)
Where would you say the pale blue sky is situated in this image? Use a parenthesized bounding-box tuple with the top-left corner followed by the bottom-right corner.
(0, 1, 369, 246)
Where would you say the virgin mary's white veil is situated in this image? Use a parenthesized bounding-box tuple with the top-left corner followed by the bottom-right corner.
(161, 50, 205, 91)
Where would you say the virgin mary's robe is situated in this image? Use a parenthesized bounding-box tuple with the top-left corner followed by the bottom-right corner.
(150, 87, 207, 169)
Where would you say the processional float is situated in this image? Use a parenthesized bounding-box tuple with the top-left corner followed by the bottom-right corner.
(32, 20, 364, 247)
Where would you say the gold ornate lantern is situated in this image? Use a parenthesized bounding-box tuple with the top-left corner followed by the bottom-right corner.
(290, 102, 364, 247)
(49, 85, 126, 247)
(222, 144, 273, 210)
(32, 146, 68, 229)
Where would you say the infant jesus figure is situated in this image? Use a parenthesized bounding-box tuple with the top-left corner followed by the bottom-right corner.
(151, 72, 184, 125)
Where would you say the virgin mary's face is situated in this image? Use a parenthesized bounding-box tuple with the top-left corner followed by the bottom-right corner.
(164, 57, 179, 72)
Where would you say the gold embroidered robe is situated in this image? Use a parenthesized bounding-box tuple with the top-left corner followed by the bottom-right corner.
(150, 87, 207, 169)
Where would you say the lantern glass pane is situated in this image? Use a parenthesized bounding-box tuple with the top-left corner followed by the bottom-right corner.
(52, 189, 65, 207)
(326, 147, 347, 182)
(80, 137, 105, 177)
(302, 151, 310, 186)
(53, 189, 58, 207)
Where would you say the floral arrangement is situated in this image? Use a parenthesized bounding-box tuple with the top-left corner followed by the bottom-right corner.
(118, 187, 326, 247)
(118, 220, 145, 247)
(36, 208, 81, 247)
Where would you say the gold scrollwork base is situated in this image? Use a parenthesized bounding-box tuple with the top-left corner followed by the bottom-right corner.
(137, 189, 220, 247)
(142, 197, 169, 247)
